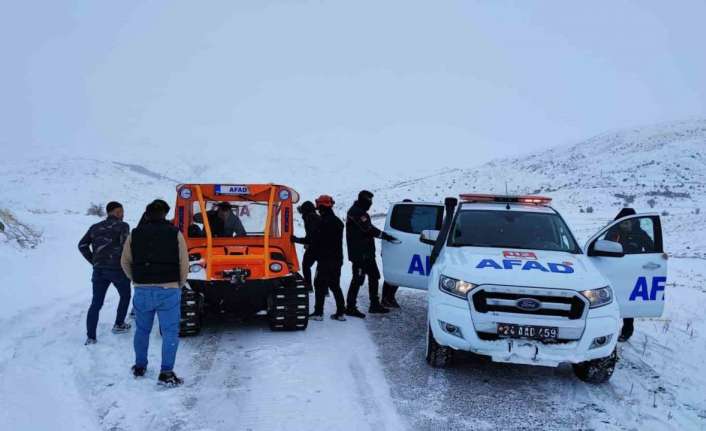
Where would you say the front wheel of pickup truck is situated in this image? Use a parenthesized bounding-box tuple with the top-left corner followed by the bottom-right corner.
(573, 349, 618, 384)
(426, 325, 454, 368)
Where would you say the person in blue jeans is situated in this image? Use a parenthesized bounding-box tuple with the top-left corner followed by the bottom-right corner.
(121, 199, 189, 387)
(78, 201, 132, 344)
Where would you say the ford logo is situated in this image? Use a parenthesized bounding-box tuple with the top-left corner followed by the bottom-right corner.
(516, 298, 542, 311)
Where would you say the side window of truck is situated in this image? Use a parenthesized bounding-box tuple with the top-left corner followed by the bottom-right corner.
(600, 216, 660, 254)
(390, 205, 444, 234)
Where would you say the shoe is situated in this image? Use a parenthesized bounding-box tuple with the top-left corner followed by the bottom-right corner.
(84, 337, 97, 345)
(381, 298, 400, 309)
(345, 308, 366, 319)
(132, 365, 146, 378)
(309, 313, 324, 321)
(330, 313, 347, 322)
(158, 371, 184, 387)
(112, 323, 132, 334)
(369, 303, 390, 314)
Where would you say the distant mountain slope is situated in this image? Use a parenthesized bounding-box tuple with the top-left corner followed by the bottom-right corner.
(372, 119, 706, 256)
(1, 119, 704, 256)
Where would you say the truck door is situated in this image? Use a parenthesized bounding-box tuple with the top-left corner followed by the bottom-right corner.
(381, 202, 444, 290)
(585, 214, 667, 318)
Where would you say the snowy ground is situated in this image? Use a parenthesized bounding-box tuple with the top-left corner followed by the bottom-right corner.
(0, 259, 405, 431)
(1, 120, 706, 430)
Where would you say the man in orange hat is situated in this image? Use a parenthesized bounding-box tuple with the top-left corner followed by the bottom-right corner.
(308, 195, 347, 321)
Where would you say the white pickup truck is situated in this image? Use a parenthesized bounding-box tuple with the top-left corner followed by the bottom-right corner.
(381, 194, 667, 383)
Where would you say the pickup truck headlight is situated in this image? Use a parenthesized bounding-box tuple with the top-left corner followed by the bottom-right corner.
(580, 286, 613, 308)
(439, 275, 476, 298)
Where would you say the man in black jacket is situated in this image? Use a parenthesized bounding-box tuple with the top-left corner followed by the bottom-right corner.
(78, 201, 132, 345)
(292, 201, 321, 292)
(121, 199, 189, 387)
(345, 190, 397, 318)
(308, 195, 347, 321)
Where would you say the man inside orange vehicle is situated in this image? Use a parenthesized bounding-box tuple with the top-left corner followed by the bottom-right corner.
(192, 202, 247, 238)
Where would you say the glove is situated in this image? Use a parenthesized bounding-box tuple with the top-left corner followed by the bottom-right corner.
(381, 232, 398, 243)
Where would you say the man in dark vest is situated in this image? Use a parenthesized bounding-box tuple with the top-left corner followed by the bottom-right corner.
(121, 199, 189, 387)
(78, 201, 132, 345)
(345, 190, 398, 318)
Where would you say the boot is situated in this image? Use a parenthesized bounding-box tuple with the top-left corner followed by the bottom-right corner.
(330, 313, 347, 321)
(132, 365, 146, 378)
(309, 312, 324, 321)
(84, 337, 97, 346)
(368, 302, 390, 314)
(381, 297, 400, 309)
(112, 322, 132, 334)
(158, 371, 184, 387)
(345, 307, 366, 319)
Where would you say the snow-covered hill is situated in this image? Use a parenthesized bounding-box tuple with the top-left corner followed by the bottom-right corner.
(372, 118, 706, 257)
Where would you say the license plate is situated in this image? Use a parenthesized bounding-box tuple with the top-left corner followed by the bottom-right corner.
(497, 323, 558, 341)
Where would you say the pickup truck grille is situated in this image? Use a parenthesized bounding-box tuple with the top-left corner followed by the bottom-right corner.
(471, 288, 586, 320)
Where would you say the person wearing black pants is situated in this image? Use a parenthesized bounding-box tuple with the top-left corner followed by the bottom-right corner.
(345, 190, 398, 318)
(381, 282, 400, 308)
(292, 201, 321, 292)
(612, 207, 638, 342)
(309, 195, 347, 321)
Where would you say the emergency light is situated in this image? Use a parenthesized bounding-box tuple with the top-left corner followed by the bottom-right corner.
(459, 193, 552, 205)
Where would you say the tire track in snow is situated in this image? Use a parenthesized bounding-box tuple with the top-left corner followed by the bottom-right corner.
(349, 354, 386, 431)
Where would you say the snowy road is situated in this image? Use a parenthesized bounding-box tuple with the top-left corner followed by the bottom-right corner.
(1, 255, 705, 430)
(0, 291, 405, 431)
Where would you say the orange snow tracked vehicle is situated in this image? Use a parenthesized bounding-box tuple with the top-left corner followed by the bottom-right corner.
(173, 184, 308, 335)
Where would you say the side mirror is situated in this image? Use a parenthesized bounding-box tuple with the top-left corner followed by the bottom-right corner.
(420, 229, 440, 245)
(590, 239, 624, 257)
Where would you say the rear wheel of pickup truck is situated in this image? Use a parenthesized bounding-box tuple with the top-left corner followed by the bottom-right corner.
(426, 325, 454, 368)
(573, 349, 618, 384)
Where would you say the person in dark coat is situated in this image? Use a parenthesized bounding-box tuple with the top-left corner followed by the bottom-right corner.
(345, 190, 397, 318)
(78, 201, 132, 344)
(607, 208, 642, 342)
(207, 202, 247, 237)
(308, 195, 347, 321)
(292, 201, 321, 292)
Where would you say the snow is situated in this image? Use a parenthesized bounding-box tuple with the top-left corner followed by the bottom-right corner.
(1, 119, 706, 430)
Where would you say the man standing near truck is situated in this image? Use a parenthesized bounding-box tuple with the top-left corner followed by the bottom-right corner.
(292, 201, 321, 292)
(121, 199, 189, 387)
(78, 201, 132, 345)
(345, 190, 398, 318)
(308, 195, 347, 321)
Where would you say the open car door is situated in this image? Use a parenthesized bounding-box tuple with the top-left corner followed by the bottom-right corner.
(381, 202, 444, 290)
(585, 213, 667, 318)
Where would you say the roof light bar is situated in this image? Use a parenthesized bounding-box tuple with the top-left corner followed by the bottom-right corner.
(459, 193, 552, 205)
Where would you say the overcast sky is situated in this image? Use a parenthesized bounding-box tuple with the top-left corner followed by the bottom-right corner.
(3, 0, 705, 172)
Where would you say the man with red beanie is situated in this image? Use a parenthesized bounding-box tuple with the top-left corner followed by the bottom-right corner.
(308, 195, 347, 321)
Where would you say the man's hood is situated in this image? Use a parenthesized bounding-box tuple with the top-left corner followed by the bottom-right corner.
(437, 247, 607, 291)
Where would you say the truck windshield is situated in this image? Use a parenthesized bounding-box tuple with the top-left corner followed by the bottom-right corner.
(450, 210, 580, 253)
(190, 201, 276, 238)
